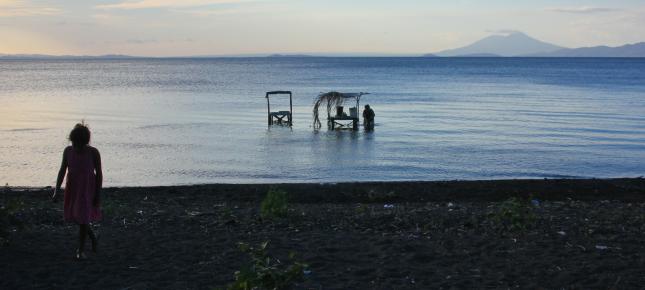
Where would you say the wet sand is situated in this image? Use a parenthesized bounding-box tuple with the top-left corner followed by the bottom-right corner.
(1, 178, 645, 289)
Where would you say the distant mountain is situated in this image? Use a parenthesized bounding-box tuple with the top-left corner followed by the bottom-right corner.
(528, 42, 645, 57)
(429, 32, 564, 57)
(451, 53, 502, 57)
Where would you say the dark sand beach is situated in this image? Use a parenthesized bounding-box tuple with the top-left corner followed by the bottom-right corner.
(2, 178, 645, 289)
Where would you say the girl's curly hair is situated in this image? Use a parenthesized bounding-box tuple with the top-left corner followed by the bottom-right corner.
(69, 123, 91, 148)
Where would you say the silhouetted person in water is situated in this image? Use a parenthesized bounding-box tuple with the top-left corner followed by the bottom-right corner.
(363, 104, 375, 130)
(52, 123, 102, 260)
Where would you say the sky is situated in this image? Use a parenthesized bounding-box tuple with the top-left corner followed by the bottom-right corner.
(1, 0, 644, 56)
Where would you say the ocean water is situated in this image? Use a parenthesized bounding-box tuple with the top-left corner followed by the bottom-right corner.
(1, 57, 644, 186)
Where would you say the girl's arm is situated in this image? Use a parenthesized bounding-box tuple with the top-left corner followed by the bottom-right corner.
(52, 148, 68, 202)
(93, 148, 103, 206)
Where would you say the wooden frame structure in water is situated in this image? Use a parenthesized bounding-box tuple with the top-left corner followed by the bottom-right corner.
(266, 91, 293, 126)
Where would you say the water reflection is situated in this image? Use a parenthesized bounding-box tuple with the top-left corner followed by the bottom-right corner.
(1, 58, 644, 186)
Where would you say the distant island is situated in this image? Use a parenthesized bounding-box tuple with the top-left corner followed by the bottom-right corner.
(425, 31, 645, 57)
(267, 54, 317, 58)
(3, 35, 645, 59)
(528, 42, 645, 57)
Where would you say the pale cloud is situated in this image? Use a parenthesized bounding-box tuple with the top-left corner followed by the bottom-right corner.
(123, 38, 194, 44)
(172, 7, 253, 16)
(486, 29, 522, 35)
(0, 1, 643, 56)
(547, 7, 619, 14)
(126, 38, 158, 44)
(97, 0, 254, 10)
(0, 0, 61, 17)
(172, 3, 285, 17)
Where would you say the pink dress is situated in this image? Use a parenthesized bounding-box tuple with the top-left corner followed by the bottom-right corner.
(63, 146, 102, 224)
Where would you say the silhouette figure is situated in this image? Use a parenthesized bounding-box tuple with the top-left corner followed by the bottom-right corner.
(363, 104, 375, 130)
(52, 123, 103, 260)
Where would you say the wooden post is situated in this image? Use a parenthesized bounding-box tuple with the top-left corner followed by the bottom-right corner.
(266, 92, 271, 125)
(356, 97, 360, 125)
(289, 92, 293, 126)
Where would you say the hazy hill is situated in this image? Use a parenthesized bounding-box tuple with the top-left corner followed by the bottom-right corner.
(529, 42, 645, 57)
(429, 32, 564, 57)
(267, 54, 317, 58)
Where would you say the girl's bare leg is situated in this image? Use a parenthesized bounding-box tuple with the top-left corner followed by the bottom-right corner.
(77, 224, 88, 259)
(87, 226, 98, 253)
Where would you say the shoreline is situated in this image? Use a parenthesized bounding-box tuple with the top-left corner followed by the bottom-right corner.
(7, 177, 645, 202)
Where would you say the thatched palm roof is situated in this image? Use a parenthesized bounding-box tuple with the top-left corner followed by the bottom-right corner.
(312, 92, 368, 128)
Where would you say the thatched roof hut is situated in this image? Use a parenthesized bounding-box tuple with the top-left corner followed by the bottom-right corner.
(312, 92, 368, 128)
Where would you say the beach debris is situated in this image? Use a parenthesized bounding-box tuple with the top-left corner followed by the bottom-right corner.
(224, 219, 237, 226)
(383, 204, 395, 209)
(557, 231, 566, 236)
(447, 202, 455, 208)
(531, 199, 540, 207)
(136, 210, 143, 215)
(303, 270, 312, 276)
(595, 245, 622, 251)
(143, 196, 148, 201)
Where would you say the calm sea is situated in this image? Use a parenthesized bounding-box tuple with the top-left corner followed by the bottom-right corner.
(1, 57, 644, 186)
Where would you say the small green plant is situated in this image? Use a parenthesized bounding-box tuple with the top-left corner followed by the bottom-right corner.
(260, 188, 288, 219)
(366, 190, 398, 202)
(0, 198, 25, 246)
(226, 241, 307, 290)
(222, 207, 235, 220)
(101, 198, 127, 217)
(355, 203, 368, 215)
(491, 197, 536, 232)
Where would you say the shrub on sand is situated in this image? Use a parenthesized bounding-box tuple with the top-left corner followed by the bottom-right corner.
(225, 241, 307, 290)
(491, 197, 536, 232)
(260, 188, 288, 219)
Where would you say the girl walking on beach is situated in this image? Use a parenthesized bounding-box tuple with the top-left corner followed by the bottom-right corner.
(52, 123, 103, 260)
